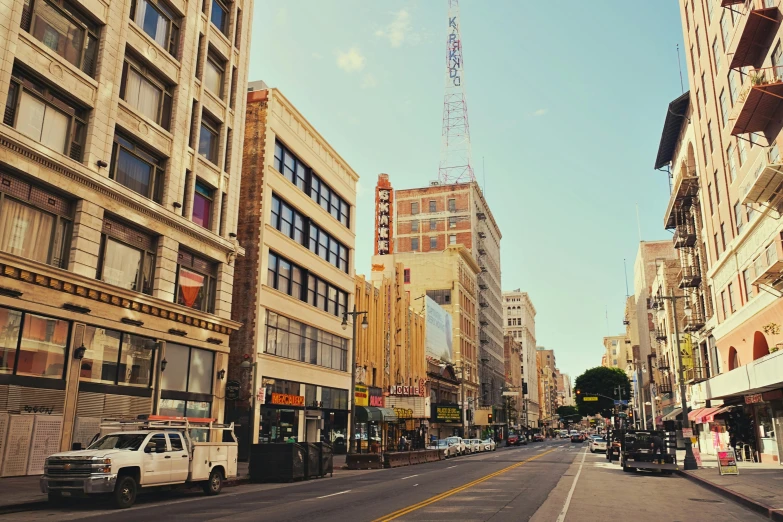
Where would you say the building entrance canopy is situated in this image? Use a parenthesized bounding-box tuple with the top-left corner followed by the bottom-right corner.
(356, 406, 398, 423)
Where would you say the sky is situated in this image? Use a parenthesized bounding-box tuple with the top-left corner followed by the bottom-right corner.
(247, 1, 686, 380)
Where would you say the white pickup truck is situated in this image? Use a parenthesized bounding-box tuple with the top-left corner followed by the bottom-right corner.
(40, 416, 238, 509)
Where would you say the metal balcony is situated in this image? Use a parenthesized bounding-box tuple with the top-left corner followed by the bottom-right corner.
(685, 366, 710, 384)
(679, 266, 702, 289)
(739, 146, 783, 205)
(480, 334, 489, 345)
(683, 308, 706, 332)
(479, 265, 487, 273)
(673, 223, 698, 249)
(722, 0, 745, 5)
(730, 66, 783, 137)
(657, 357, 670, 370)
(656, 382, 673, 395)
(728, 0, 781, 70)
(663, 172, 699, 230)
(478, 231, 486, 238)
(751, 240, 783, 289)
(478, 282, 488, 290)
(479, 300, 489, 308)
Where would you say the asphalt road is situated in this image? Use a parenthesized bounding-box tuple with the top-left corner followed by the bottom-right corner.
(4, 439, 575, 522)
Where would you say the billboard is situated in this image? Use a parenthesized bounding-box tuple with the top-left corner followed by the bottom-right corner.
(425, 296, 453, 363)
(375, 174, 394, 255)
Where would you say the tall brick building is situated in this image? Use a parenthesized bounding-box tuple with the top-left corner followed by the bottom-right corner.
(0, 0, 251, 475)
(231, 83, 358, 448)
(395, 181, 505, 414)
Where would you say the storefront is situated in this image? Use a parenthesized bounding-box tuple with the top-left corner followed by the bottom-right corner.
(431, 403, 463, 440)
(355, 406, 397, 452)
(385, 382, 430, 449)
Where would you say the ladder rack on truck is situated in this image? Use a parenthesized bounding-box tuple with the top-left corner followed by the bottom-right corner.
(100, 415, 235, 432)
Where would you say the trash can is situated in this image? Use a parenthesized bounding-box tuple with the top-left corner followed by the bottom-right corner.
(303, 443, 321, 479)
(249, 443, 306, 482)
(317, 441, 333, 476)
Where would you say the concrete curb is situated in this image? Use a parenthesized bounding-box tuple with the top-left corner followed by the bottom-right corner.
(677, 470, 783, 521)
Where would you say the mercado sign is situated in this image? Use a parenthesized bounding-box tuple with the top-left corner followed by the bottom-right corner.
(354, 385, 369, 407)
(270, 393, 305, 407)
(433, 404, 462, 423)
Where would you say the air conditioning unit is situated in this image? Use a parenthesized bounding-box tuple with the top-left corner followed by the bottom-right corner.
(430, 181, 440, 186)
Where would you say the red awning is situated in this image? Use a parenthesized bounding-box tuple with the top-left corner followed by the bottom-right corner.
(688, 408, 706, 421)
(701, 406, 731, 424)
(690, 407, 723, 424)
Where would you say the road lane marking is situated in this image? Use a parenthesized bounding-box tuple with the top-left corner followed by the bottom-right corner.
(401, 474, 419, 480)
(556, 448, 588, 522)
(446, 465, 457, 469)
(372, 447, 559, 522)
(316, 490, 351, 499)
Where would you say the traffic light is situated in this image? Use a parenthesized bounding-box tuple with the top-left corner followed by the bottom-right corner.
(576, 389, 581, 396)
(488, 413, 493, 423)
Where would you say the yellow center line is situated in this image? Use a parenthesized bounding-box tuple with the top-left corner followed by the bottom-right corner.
(372, 447, 559, 522)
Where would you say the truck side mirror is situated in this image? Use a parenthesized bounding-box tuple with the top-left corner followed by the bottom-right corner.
(71, 442, 83, 451)
(145, 441, 156, 453)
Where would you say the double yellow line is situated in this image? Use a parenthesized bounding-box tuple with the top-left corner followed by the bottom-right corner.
(373, 447, 559, 522)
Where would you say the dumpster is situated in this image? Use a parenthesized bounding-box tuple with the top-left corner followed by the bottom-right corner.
(318, 441, 334, 476)
(303, 442, 321, 479)
(249, 443, 306, 482)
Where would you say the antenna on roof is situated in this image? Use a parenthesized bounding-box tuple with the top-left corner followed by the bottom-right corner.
(676, 44, 684, 93)
(624, 258, 630, 298)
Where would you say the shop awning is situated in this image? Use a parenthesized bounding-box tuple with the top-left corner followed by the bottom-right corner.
(661, 408, 682, 421)
(687, 408, 707, 422)
(355, 406, 398, 423)
(687, 406, 732, 424)
(703, 406, 732, 423)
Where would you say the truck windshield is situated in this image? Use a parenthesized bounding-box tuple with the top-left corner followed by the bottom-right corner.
(88, 434, 148, 451)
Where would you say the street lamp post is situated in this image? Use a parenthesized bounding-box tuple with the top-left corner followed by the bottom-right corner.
(343, 306, 368, 455)
(656, 289, 698, 471)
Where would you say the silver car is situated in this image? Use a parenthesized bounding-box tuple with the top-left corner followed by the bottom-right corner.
(589, 436, 607, 453)
(446, 436, 466, 456)
(482, 438, 496, 451)
(465, 439, 481, 453)
(429, 439, 460, 458)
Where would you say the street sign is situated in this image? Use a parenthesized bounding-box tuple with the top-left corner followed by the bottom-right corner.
(502, 391, 519, 396)
(583, 396, 598, 402)
(614, 400, 628, 406)
(717, 449, 738, 475)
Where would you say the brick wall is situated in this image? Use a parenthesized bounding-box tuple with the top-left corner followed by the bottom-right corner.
(228, 91, 268, 401)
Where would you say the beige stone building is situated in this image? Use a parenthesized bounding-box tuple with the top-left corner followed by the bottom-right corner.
(0, 0, 251, 476)
(502, 289, 539, 427)
(536, 347, 558, 427)
(602, 335, 632, 370)
(372, 246, 480, 431)
(231, 84, 357, 448)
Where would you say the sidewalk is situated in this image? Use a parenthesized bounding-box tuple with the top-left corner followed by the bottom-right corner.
(677, 450, 783, 521)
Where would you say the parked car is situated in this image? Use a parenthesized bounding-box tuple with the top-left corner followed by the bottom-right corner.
(333, 436, 347, 454)
(533, 433, 545, 442)
(472, 439, 485, 452)
(589, 436, 607, 453)
(507, 433, 520, 446)
(482, 438, 496, 451)
(429, 439, 460, 459)
(446, 436, 466, 456)
(571, 433, 585, 443)
(464, 439, 481, 454)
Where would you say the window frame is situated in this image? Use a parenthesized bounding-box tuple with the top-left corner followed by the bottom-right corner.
(110, 132, 166, 203)
(97, 216, 157, 295)
(411, 237, 419, 251)
(120, 53, 173, 130)
(198, 111, 221, 165)
(210, 0, 229, 35)
(78, 325, 156, 387)
(204, 49, 226, 98)
(129, 0, 180, 58)
(175, 250, 217, 314)
(0, 307, 70, 380)
(192, 180, 214, 230)
(267, 250, 348, 317)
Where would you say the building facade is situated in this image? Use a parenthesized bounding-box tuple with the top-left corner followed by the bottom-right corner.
(0, 0, 251, 476)
(503, 335, 522, 427)
(231, 84, 358, 448)
(536, 347, 558, 427)
(394, 182, 505, 414)
(502, 289, 539, 428)
(602, 335, 632, 370)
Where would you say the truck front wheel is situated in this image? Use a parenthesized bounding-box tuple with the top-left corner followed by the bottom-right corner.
(203, 469, 223, 496)
(113, 475, 137, 509)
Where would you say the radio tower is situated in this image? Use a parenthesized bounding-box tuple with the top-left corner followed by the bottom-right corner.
(438, 0, 474, 184)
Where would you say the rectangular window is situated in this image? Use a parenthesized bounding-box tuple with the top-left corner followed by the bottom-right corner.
(449, 217, 457, 228)
(265, 311, 348, 372)
(721, 222, 727, 250)
(707, 0, 714, 19)
(16, 312, 69, 378)
(160, 343, 214, 394)
(721, 290, 728, 318)
(708, 120, 715, 153)
(696, 89, 702, 119)
(695, 27, 701, 56)
(5, 68, 86, 161)
(714, 171, 721, 203)
(121, 54, 173, 130)
(79, 327, 155, 387)
(727, 143, 736, 181)
(192, 180, 213, 229)
(448, 198, 456, 211)
(720, 11, 730, 50)
(176, 250, 216, 313)
(411, 237, 419, 251)
(708, 183, 715, 214)
(198, 112, 220, 164)
(429, 236, 437, 249)
(702, 135, 709, 163)
(729, 71, 739, 105)
(0, 172, 71, 268)
(404, 268, 410, 283)
(210, 0, 228, 35)
(712, 37, 721, 72)
(98, 217, 156, 295)
(714, 233, 721, 256)
(110, 133, 165, 203)
(430, 218, 437, 231)
(229, 66, 237, 109)
(411, 202, 419, 215)
(742, 268, 753, 301)
(738, 138, 747, 166)
(130, 0, 179, 57)
(449, 234, 456, 245)
(719, 89, 728, 127)
(204, 50, 225, 98)
(267, 251, 347, 317)
(728, 282, 737, 312)
(234, 8, 241, 48)
(429, 200, 436, 212)
(22, 0, 99, 76)
(411, 220, 418, 232)
(702, 73, 708, 103)
(734, 201, 744, 234)
(773, 40, 783, 70)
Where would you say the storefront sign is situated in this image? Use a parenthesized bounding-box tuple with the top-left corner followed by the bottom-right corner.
(257, 389, 266, 405)
(269, 393, 304, 407)
(693, 446, 702, 467)
(374, 175, 394, 255)
(226, 380, 241, 401)
(368, 387, 385, 407)
(682, 428, 693, 438)
(745, 393, 763, 404)
(433, 404, 462, 423)
(394, 408, 414, 419)
(389, 384, 425, 397)
(678, 333, 693, 371)
(717, 449, 739, 475)
(354, 385, 369, 407)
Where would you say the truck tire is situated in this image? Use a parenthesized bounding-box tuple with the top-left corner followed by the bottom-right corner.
(113, 475, 137, 509)
(203, 468, 223, 496)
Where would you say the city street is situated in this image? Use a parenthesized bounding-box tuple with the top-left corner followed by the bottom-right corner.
(1, 440, 764, 522)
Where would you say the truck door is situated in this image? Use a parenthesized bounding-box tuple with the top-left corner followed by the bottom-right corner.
(143, 433, 171, 484)
(168, 433, 190, 482)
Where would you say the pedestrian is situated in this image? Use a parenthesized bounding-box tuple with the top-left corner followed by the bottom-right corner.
(398, 434, 406, 452)
(650, 433, 664, 464)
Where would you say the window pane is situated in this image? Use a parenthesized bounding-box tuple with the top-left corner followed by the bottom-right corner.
(116, 147, 154, 197)
(159, 398, 186, 416)
(102, 238, 143, 291)
(198, 123, 218, 163)
(267, 252, 277, 288)
(79, 326, 122, 384)
(17, 313, 68, 378)
(188, 348, 213, 394)
(16, 92, 45, 143)
(40, 103, 69, 153)
(178, 267, 206, 310)
(204, 58, 223, 96)
(161, 342, 189, 391)
(0, 198, 55, 264)
(210, 0, 227, 33)
(0, 307, 22, 374)
(169, 433, 184, 450)
(118, 333, 154, 386)
(31, 0, 85, 67)
(278, 258, 291, 293)
(192, 183, 212, 229)
(134, 0, 169, 48)
(127, 67, 163, 123)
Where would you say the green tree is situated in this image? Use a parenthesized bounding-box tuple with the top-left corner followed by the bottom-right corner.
(574, 367, 631, 417)
(556, 405, 579, 421)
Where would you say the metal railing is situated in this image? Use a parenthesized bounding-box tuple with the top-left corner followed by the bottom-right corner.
(730, 65, 783, 124)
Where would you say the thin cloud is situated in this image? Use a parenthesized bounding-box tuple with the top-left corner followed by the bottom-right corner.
(376, 9, 415, 48)
(312, 52, 323, 60)
(533, 108, 548, 116)
(336, 48, 365, 72)
(361, 73, 378, 89)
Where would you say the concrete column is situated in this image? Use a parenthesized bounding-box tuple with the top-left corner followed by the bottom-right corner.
(68, 200, 104, 279)
(153, 236, 179, 302)
(214, 261, 234, 319)
(59, 323, 86, 452)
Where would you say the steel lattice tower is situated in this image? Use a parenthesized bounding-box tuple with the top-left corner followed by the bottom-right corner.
(438, 0, 474, 185)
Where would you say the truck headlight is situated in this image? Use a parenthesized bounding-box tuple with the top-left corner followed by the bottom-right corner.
(101, 458, 111, 473)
